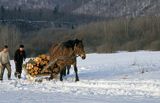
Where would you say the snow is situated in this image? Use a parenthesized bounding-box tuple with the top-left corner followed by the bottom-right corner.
(0, 51, 160, 103)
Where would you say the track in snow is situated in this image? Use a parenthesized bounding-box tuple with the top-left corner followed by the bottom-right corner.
(1, 79, 160, 98)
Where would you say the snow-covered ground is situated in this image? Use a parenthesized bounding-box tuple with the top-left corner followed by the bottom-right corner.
(0, 51, 160, 103)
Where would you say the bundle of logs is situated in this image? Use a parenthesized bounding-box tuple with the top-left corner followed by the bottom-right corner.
(24, 54, 51, 77)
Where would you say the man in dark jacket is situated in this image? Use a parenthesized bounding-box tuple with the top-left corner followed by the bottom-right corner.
(14, 45, 26, 79)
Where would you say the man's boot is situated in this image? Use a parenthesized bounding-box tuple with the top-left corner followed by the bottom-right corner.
(17, 74, 21, 79)
(8, 75, 11, 80)
(0, 76, 3, 81)
(14, 72, 17, 78)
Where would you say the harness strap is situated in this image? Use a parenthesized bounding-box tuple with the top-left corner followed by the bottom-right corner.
(41, 56, 77, 73)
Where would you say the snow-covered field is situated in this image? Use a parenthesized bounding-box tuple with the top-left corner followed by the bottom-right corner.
(0, 51, 160, 103)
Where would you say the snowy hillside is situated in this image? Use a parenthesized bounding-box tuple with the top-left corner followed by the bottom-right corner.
(0, 0, 84, 11)
(1, 0, 160, 17)
(0, 51, 160, 103)
(73, 0, 160, 17)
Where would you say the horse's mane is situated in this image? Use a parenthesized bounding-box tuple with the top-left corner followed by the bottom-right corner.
(62, 39, 82, 49)
(62, 40, 75, 49)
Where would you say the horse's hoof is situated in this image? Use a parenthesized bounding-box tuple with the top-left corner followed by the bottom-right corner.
(75, 79, 79, 82)
(67, 72, 70, 75)
(60, 78, 63, 81)
(49, 77, 53, 81)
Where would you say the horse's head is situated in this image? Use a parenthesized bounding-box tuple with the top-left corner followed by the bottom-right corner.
(74, 39, 86, 60)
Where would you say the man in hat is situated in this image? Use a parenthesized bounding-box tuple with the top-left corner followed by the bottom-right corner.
(14, 45, 26, 79)
(0, 45, 11, 81)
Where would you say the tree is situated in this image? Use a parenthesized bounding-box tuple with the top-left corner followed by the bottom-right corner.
(0, 6, 5, 20)
(53, 5, 59, 14)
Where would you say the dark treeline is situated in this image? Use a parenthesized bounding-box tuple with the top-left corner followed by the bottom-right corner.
(1, 16, 160, 58)
(0, 7, 104, 33)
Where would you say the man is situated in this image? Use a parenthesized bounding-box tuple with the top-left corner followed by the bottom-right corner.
(0, 45, 11, 81)
(14, 45, 26, 79)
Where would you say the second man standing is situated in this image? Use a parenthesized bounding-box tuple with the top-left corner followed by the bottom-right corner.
(14, 45, 26, 79)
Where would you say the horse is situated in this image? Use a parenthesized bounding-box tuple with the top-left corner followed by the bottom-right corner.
(46, 39, 86, 81)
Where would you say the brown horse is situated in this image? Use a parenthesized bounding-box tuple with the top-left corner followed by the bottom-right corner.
(46, 39, 86, 81)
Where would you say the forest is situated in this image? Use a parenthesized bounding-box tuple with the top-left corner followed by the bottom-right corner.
(1, 15, 160, 58)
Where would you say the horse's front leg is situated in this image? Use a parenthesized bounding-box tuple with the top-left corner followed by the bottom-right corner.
(74, 64, 79, 82)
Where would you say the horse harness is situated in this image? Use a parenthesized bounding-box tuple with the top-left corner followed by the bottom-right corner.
(41, 55, 77, 75)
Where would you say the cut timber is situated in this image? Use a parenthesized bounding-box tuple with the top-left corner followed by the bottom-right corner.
(23, 54, 51, 78)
